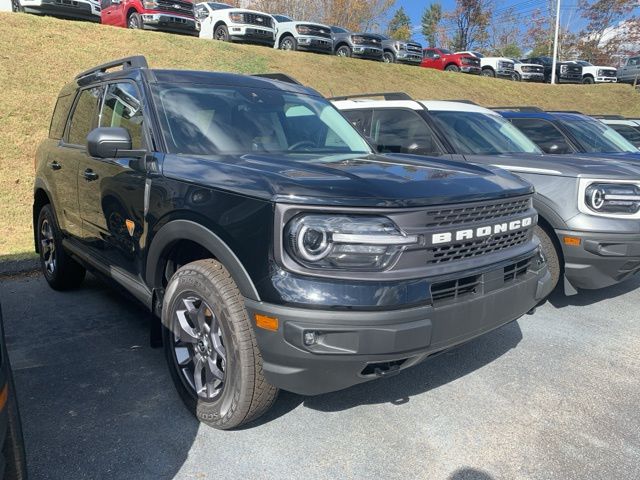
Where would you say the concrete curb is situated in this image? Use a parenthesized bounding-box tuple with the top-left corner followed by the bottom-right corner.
(0, 258, 39, 277)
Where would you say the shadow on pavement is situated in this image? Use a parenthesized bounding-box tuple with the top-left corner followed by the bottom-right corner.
(449, 467, 495, 479)
(0, 274, 199, 480)
(547, 274, 640, 309)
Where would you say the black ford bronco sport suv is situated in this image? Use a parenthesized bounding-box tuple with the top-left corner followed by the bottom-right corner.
(34, 56, 551, 429)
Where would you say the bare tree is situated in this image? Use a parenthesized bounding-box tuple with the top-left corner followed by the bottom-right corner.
(445, 0, 493, 51)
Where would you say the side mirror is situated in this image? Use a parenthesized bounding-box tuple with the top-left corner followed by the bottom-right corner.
(547, 144, 559, 153)
(87, 127, 144, 159)
(433, 54, 440, 59)
(111, 0, 120, 4)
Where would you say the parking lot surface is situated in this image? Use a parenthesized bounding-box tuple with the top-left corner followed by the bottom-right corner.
(0, 272, 639, 480)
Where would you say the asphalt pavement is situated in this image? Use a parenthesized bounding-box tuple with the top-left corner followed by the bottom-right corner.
(0, 272, 639, 480)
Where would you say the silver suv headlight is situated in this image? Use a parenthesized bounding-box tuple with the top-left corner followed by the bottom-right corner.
(285, 214, 417, 271)
(578, 179, 640, 218)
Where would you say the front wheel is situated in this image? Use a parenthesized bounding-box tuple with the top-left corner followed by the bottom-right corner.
(214, 24, 229, 42)
(279, 36, 297, 51)
(481, 68, 495, 77)
(582, 76, 595, 84)
(127, 12, 142, 29)
(162, 259, 278, 429)
(512, 71, 522, 82)
(534, 225, 561, 293)
(336, 45, 352, 57)
(383, 51, 395, 63)
(445, 64, 460, 72)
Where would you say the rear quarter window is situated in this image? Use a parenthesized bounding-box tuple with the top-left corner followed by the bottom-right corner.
(49, 94, 74, 140)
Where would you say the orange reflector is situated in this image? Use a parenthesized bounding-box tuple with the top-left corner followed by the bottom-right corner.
(0, 383, 8, 412)
(255, 314, 279, 331)
(563, 236, 581, 246)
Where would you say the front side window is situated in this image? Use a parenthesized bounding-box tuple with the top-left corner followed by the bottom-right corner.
(67, 87, 102, 146)
(369, 109, 444, 156)
(509, 118, 574, 154)
(100, 82, 145, 149)
(430, 111, 542, 155)
(152, 85, 372, 156)
(562, 118, 639, 153)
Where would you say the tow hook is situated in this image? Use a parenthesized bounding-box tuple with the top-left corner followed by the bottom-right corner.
(374, 364, 402, 377)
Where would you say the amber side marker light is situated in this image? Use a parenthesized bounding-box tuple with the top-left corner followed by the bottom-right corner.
(255, 314, 279, 331)
(563, 236, 582, 246)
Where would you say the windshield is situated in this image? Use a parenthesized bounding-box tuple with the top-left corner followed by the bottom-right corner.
(273, 14, 292, 22)
(609, 124, 640, 147)
(207, 2, 231, 10)
(431, 111, 543, 155)
(577, 60, 592, 66)
(152, 84, 372, 156)
(562, 118, 639, 153)
(471, 51, 484, 58)
(332, 26, 349, 34)
(439, 48, 452, 54)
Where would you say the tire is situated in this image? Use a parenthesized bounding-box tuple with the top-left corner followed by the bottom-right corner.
(214, 24, 229, 42)
(445, 64, 460, 72)
(37, 204, 86, 291)
(11, 0, 23, 12)
(383, 51, 395, 63)
(336, 45, 352, 57)
(127, 12, 142, 29)
(481, 68, 495, 78)
(279, 36, 297, 51)
(582, 76, 595, 84)
(512, 71, 522, 82)
(162, 259, 278, 430)
(534, 225, 561, 292)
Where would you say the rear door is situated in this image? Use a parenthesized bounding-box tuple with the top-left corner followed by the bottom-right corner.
(78, 81, 147, 276)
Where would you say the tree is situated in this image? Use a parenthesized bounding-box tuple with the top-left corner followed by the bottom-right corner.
(487, 6, 522, 57)
(323, 0, 396, 32)
(523, 4, 555, 57)
(445, 0, 493, 51)
(247, 0, 324, 22)
(421, 3, 442, 47)
(387, 7, 412, 40)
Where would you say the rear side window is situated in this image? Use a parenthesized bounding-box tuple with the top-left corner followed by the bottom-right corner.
(67, 87, 102, 146)
(509, 118, 574, 154)
(49, 94, 74, 140)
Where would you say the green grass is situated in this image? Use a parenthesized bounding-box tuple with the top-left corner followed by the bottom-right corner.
(1, 12, 639, 258)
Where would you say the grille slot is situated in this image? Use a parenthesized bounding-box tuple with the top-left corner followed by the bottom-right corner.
(156, 0, 194, 15)
(243, 13, 273, 28)
(504, 258, 532, 282)
(302, 25, 332, 38)
(431, 274, 481, 303)
(429, 230, 531, 264)
(425, 198, 530, 228)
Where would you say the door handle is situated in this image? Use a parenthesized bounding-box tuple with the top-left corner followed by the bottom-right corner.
(49, 161, 62, 171)
(83, 169, 99, 181)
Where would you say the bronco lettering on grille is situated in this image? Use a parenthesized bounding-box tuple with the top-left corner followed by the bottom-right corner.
(431, 216, 534, 245)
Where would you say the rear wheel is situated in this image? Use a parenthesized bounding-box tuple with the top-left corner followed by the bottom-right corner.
(279, 36, 297, 51)
(336, 45, 352, 57)
(37, 205, 86, 290)
(214, 24, 229, 41)
(127, 12, 142, 29)
(162, 259, 278, 429)
(535, 225, 561, 292)
(481, 68, 495, 77)
(383, 51, 395, 63)
(445, 64, 460, 72)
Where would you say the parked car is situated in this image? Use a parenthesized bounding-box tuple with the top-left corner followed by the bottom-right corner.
(456, 51, 514, 79)
(20, 0, 100, 21)
(333, 94, 640, 294)
(496, 109, 640, 160)
(511, 59, 545, 82)
(196, 2, 274, 45)
(520, 56, 582, 83)
(330, 26, 383, 60)
(572, 60, 617, 84)
(421, 48, 481, 74)
(271, 14, 332, 53)
(101, 0, 197, 35)
(0, 305, 29, 480)
(34, 56, 551, 429)
(617, 56, 640, 84)
(596, 117, 640, 148)
(376, 35, 422, 65)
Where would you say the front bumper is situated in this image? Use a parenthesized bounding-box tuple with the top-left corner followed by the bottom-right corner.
(246, 252, 551, 396)
(558, 229, 640, 290)
(142, 13, 198, 35)
(595, 77, 617, 83)
(351, 45, 383, 60)
(521, 72, 545, 82)
(395, 51, 423, 64)
(461, 66, 482, 75)
(296, 36, 333, 53)
(228, 25, 275, 45)
(496, 69, 515, 78)
(21, 0, 99, 20)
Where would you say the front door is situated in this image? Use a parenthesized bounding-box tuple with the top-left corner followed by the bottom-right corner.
(78, 81, 147, 276)
(100, 0, 123, 26)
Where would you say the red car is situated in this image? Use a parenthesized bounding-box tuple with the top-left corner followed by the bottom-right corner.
(100, 0, 198, 35)
(421, 47, 481, 74)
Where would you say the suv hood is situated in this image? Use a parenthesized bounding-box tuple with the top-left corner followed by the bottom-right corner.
(464, 153, 640, 179)
(161, 152, 533, 207)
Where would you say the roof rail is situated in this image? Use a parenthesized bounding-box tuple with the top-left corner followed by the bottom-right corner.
(546, 110, 584, 114)
(591, 114, 625, 119)
(76, 56, 149, 85)
(251, 73, 303, 85)
(490, 106, 543, 112)
(328, 92, 414, 101)
(441, 99, 480, 106)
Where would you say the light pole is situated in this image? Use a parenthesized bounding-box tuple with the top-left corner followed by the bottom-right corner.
(550, 0, 561, 84)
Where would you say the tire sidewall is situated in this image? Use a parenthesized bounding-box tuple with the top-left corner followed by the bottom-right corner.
(383, 51, 395, 63)
(128, 12, 142, 29)
(37, 205, 60, 285)
(337, 46, 351, 57)
(162, 264, 248, 428)
(583, 77, 595, 84)
(280, 36, 296, 50)
(445, 65, 459, 72)
(512, 72, 521, 82)
(215, 25, 229, 41)
(481, 68, 495, 77)
(534, 225, 561, 292)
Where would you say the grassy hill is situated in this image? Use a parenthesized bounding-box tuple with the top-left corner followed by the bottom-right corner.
(1, 12, 639, 258)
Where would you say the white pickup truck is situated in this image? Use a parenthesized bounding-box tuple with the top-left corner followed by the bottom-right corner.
(572, 60, 617, 84)
(456, 51, 515, 79)
(196, 2, 275, 46)
(617, 56, 640, 84)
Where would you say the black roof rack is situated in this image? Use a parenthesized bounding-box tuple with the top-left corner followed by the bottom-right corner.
(328, 92, 414, 101)
(591, 114, 625, 119)
(251, 73, 302, 85)
(546, 110, 584, 114)
(441, 99, 479, 106)
(490, 106, 543, 112)
(76, 56, 148, 85)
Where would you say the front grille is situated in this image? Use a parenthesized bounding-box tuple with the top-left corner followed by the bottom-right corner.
(156, 0, 194, 15)
(243, 13, 273, 28)
(504, 258, 532, 283)
(428, 230, 531, 264)
(601, 69, 616, 77)
(523, 65, 544, 73)
(301, 24, 331, 39)
(499, 61, 514, 71)
(431, 274, 481, 302)
(424, 197, 531, 228)
(462, 57, 481, 67)
(407, 43, 422, 53)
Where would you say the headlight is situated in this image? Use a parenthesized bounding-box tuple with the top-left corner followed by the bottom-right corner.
(578, 179, 640, 218)
(285, 215, 418, 271)
(395, 42, 407, 51)
(296, 25, 312, 35)
(229, 12, 243, 22)
(597, 69, 604, 76)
